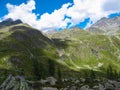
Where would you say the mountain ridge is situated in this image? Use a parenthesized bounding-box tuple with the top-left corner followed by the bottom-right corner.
(0, 18, 23, 29)
(0, 18, 120, 89)
(87, 16, 120, 35)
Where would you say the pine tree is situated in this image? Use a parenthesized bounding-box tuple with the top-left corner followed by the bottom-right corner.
(90, 70, 96, 79)
(48, 59, 55, 76)
(57, 67, 62, 82)
(33, 57, 41, 80)
(39, 63, 46, 79)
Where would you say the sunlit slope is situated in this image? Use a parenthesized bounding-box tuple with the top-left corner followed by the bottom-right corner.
(49, 28, 120, 73)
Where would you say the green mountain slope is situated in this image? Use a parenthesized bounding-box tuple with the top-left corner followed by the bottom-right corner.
(48, 27, 120, 77)
(0, 23, 77, 83)
(0, 19, 120, 85)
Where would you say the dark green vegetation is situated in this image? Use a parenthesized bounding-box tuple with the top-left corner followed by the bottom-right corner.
(0, 23, 72, 83)
(0, 19, 120, 87)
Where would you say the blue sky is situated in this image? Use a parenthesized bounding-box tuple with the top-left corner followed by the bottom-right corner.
(0, 0, 120, 31)
(0, 0, 72, 17)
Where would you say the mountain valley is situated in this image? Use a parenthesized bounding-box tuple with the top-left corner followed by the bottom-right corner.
(0, 17, 120, 90)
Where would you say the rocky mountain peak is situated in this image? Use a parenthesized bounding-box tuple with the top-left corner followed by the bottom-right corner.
(0, 18, 23, 28)
(87, 16, 120, 34)
(3, 18, 13, 22)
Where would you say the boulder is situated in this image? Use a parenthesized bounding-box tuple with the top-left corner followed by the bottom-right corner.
(0, 74, 32, 90)
(80, 85, 89, 90)
(46, 77, 57, 85)
(42, 87, 58, 90)
(98, 84, 105, 90)
(105, 82, 114, 90)
(68, 86, 77, 90)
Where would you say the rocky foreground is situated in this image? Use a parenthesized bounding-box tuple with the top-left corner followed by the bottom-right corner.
(0, 75, 120, 90)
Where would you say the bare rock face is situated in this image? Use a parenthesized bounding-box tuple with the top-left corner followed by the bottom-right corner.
(0, 74, 32, 90)
(87, 16, 120, 35)
(0, 18, 22, 28)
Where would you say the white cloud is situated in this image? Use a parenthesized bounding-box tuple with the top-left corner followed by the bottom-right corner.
(4, 0, 38, 28)
(37, 3, 72, 31)
(66, 0, 110, 27)
(66, 0, 120, 28)
(3, 0, 71, 31)
(2, 0, 120, 31)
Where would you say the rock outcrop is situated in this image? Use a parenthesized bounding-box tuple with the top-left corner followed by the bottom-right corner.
(87, 16, 120, 35)
(0, 18, 22, 28)
(0, 75, 32, 90)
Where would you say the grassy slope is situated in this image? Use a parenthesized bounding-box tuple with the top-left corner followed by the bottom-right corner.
(0, 24, 120, 84)
(0, 24, 76, 83)
(48, 28, 120, 77)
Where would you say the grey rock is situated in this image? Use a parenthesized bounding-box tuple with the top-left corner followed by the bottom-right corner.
(80, 85, 89, 90)
(46, 77, 57, 85)
(69, 86, 77, 90)
(0, 74, 32, 90)
(98, 84, 105, 90)
(87, 16, 120, 35)
(0, 18, 22, 28)
(42, 87, 58, 90)
(40, 77, 57, 85)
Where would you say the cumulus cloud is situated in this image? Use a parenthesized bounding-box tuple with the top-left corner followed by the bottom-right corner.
(37, 3, 72, 31)
(2, 0, 120, 31)
(4, 0, 38, 28)
(67, 0, 106, 25)
(3, 0, 71, 31)
(66, 0, 120, 28)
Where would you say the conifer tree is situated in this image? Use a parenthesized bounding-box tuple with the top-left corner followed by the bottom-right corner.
(48, 59, 55, 76)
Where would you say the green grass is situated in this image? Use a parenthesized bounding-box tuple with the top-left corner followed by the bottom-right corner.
(49, 27, 120, 76)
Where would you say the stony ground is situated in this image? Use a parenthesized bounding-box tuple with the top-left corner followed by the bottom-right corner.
(1, 75, 120, 90)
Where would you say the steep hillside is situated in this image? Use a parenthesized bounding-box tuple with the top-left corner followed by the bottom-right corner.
(49, 27, 120, 78)
(0, 22, 76, 84)
(0, 18, 120, 87)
